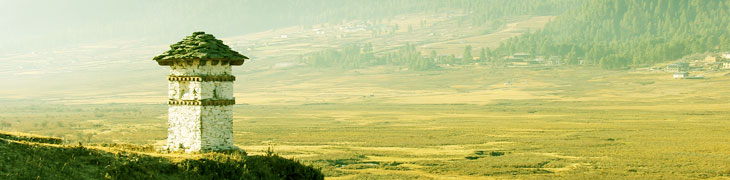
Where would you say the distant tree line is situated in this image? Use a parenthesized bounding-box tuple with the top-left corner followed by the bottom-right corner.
(493, 0, 730, 69)
(301, 43, 439, 71)
(301, 44, 503, 71)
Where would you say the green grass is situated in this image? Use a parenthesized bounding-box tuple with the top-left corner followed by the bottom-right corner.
(0, 133, 323, 180)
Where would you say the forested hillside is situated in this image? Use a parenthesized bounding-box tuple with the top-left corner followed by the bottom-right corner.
(296, 0, 580, 70)
(494, 0, 730, 69)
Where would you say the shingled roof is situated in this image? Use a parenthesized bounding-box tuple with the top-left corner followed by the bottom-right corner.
(154, 32, 248, 66)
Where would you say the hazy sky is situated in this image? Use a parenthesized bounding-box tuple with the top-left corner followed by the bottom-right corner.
(0, 0, 323, 53)
(3, 1, 157, 52)
(0, 0, 574, 54)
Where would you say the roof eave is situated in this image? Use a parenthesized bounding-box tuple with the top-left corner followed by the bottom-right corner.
(155, 58, 248, 66)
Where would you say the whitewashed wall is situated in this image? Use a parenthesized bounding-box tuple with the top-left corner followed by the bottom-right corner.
(201, 81, 233, 99)
(169, 81, 202, 100)
(168, 77, 233, 100)
(165, 105, 202, 152)
(201, 106, 235, 151)
(165, 59, 237, 153)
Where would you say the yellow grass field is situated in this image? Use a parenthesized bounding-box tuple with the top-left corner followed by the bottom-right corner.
(3, 66, 730, 179)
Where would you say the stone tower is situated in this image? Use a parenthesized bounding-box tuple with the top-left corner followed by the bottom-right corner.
(154, 32, 248, 152)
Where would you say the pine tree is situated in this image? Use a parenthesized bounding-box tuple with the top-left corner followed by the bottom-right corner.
(462, 45, 473, 65)
(479, 48, 487, 63)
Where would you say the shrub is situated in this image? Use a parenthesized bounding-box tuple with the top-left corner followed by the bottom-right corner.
(465, 156, 480, 160)
(490, 151, 505, 157)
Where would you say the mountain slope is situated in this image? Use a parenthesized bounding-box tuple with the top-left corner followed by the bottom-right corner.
(0, 131, 323, 180)
(495, 0, 730, 69)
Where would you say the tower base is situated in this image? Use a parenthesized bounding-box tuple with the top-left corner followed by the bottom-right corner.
(165, 105, 235, 153)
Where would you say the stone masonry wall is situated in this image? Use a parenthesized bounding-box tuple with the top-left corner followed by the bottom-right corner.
(201, 81, 233, 100)
(201, 106, 234, 151)
(168, 81, 232, 100)
(168, 81, 202, 100)
(166, 105, 202, 152)
(166, 59, 235, 152)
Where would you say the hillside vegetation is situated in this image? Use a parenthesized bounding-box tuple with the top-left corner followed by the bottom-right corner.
(296, 0, 580, 70)
(495, 0, 730, 69)
(0, 131, 323, 180)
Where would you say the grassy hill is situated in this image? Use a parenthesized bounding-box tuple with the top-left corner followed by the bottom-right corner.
(0, 131, 323, 180)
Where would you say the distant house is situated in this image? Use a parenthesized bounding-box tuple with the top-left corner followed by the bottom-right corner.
(513, 53, 530, 59)
(723, 61, 730, 69)
(685, 76, 704, 79)
(525, 59, 541, 65)
(341, 26, 365, 32)
(313, 28, 326, 35)
(708, 62, 723, 70)
(511, 61, 529, 66)
(666, 62, 689, 72)
(547, 56, 561, 65)
(534, 56, 545, 62)
(705, 56, 719, 63)
(504, 57, 524, 62)
(722, 52, 730, 59)
(673, 72, 689, 79)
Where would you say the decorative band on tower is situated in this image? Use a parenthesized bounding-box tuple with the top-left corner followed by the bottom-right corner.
(167, 99, 236, 106)
(167, 75, 236, 82)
